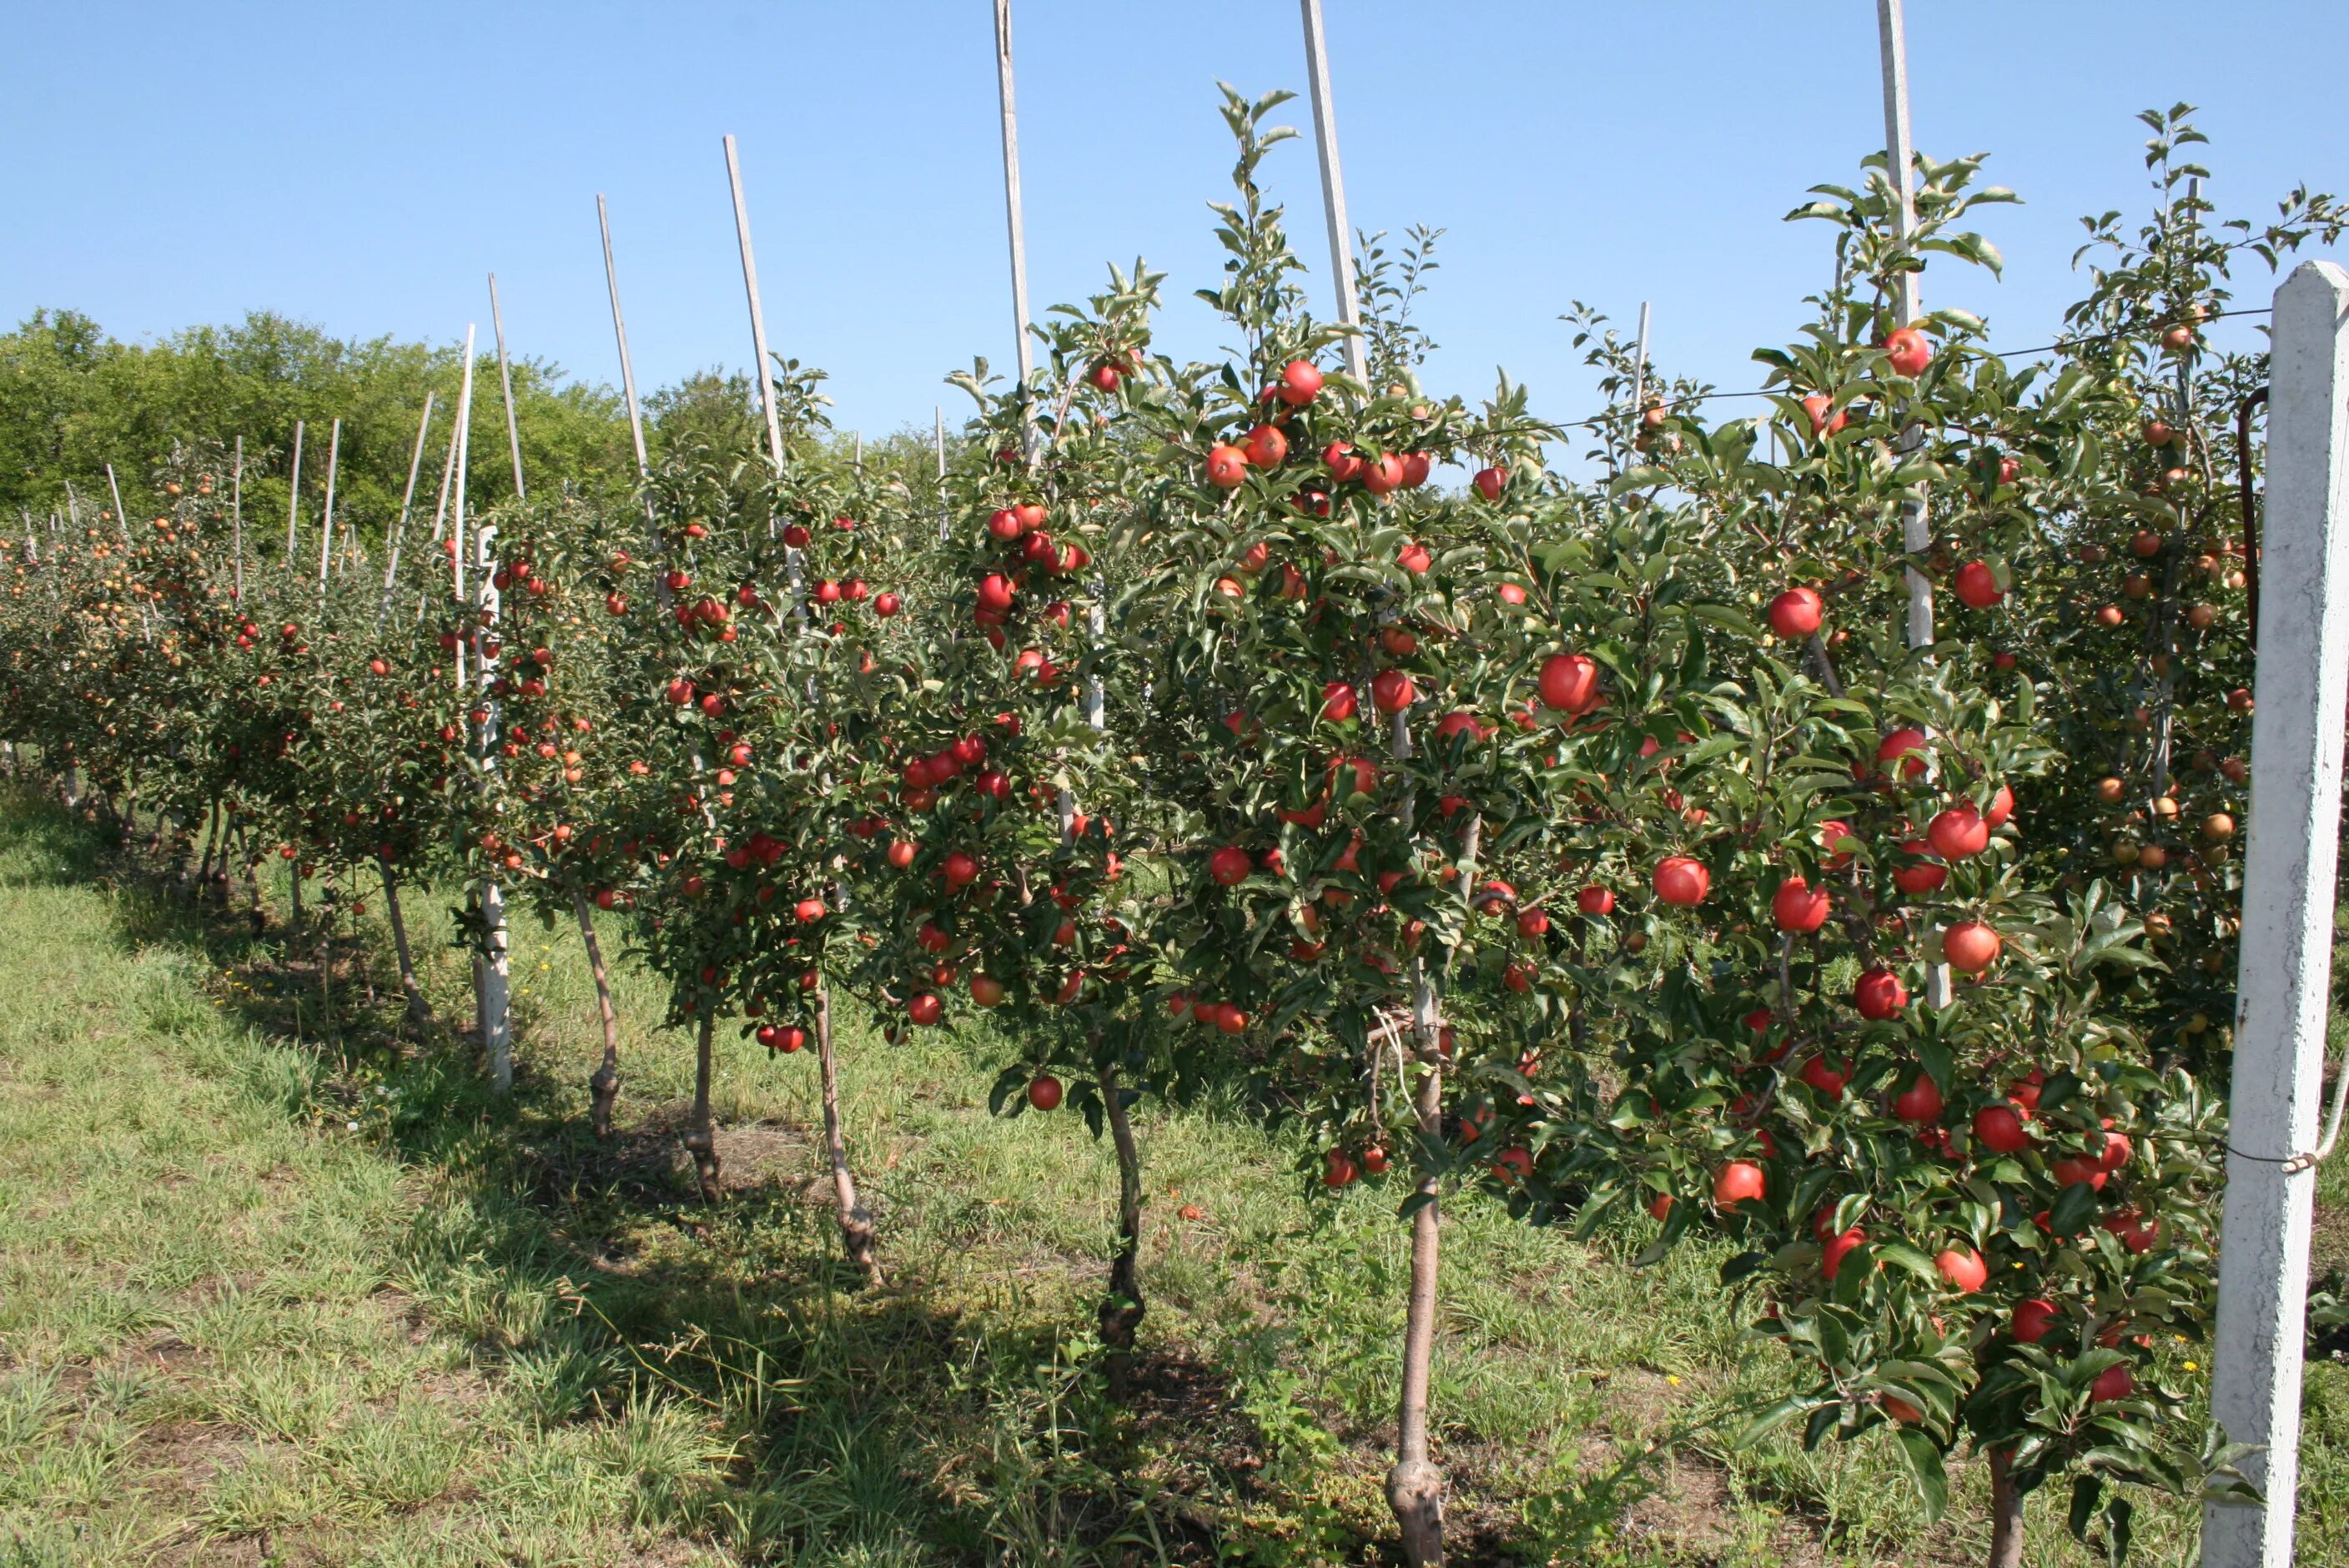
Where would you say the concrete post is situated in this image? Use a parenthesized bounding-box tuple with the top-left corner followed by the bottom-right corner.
(2203, 258, 2349, 1568)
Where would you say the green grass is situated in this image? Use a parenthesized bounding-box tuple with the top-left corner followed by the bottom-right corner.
(0, 787, 2341, 1565)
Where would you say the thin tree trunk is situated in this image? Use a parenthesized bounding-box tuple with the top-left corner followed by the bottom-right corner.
(240, 827, 265, 934)
(1986, 1448, 2025, 1568)
(1098, 1058, 1146, 1375)
(379, 853, 431, 1027)
(815, 983, 882, 1284)
(1386, 1048, 1447, 1565)
(571, 882, 621, 1136)
(682, 1010, 722, 1202)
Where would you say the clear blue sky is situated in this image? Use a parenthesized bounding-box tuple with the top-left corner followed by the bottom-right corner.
(7, 2, 2343, 446)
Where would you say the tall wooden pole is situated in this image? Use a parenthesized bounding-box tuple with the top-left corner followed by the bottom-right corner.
(1874, 0, 1949, 1018)
(935, 405, 950, 540)
(381, 391, 436, 624)
(1629, 301, 1652, 415)
(596, 196, 657, 491)
(231, 435, 245, 607)
(489, 274, 526, 501)
(451, 327, 477, 615)
(1875, 0, 1933, 653)
(102, 465, 133, 550)
(284, 419, 304, 564)
(722, 134, 787, 475)
(416, 417, 460, 625)
(2203, 259, 2349, 1568)
(317, 417, 341, 591)
(992, 0, 1037, 404)
(597, 193, 666, 595)
(1300, 0, 1369, 386)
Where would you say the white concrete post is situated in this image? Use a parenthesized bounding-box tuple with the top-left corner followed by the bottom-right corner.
(1299, 0, 1367, 386)
(722, 134, 787, 475)
(475, 490, 512, 1094)
(2203, 258, 2349, 1568)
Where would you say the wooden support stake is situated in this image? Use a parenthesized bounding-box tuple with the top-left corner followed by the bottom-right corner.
(489, 274, 526, 501)
(231, 435, 245, 606)
(103, 464, 133, 550)
(992, 0, 1037, 403)
(1630, 300, 1652, 415)
(1300, 0, 1369, 385)
(318, 416, 341, 591)
(1875, 0, 1934, 654)
(284, 418, 304, 564)
(2202, 259, 2349, 1568)
(381, 391, 436, 624)
(723, 134, 787, 475)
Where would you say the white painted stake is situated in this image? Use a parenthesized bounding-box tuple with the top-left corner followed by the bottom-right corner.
(415, 419, 460, 626)
(992, 0, 1037, 403)
(1874, 0, 1934, 655)
(1300, 0, 1368, 386)
(103, 464, 133, 550)
(381, 392, 436, 624)
(231, 436, 244, 606)
(318, 417, 341, 591)
(723, 134, 787, 475)
(489, 274, 526, 501)
(935, 405, 950, 541)
(285, 418, 304, 564)
(1629, 300, 1652, 415)
(1874, 0, 1949, 1013)
(451, 326, 477, 615)
(2202, 259, 2349, 1568)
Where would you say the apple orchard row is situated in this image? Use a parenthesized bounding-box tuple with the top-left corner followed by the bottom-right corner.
(0, 108, 2289, 1560)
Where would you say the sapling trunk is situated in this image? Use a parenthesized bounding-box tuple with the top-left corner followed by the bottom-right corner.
(1386, 1041, 1447, 1565)
(380, 853, 431, 1027)
(1098, 1058, 1147, 1374)
(1986, 1449, 2025, 1568)
(570, 882, 621, 1136)
(814, 983, 883, 1284)
(239, 829, 264, 933)
(682, 1009, 722, 1202)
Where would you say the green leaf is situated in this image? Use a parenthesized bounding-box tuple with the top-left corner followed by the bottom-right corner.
(1893, 1426, 1949, 1520)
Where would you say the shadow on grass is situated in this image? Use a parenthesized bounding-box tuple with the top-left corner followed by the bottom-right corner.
(14, 786, 1339, 1566)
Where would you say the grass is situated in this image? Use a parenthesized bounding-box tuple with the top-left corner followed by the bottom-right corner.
(0, 785, 2341, 1566)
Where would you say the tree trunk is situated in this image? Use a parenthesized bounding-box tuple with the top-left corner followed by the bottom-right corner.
(571, 882, 621, 1137)
(815, 983, 883, 1284)
(1986, 1448, 2025, 1568)
(1098, 1059, 1146, 1372)
(379, 853, 432, 1028)
(1386, 1042, 1447, 1566)
(682, 1009, 722, 1202)
(240, 827, 265, 934)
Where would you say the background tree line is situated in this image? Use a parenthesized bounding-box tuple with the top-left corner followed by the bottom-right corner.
(0, 308, 923, 561)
